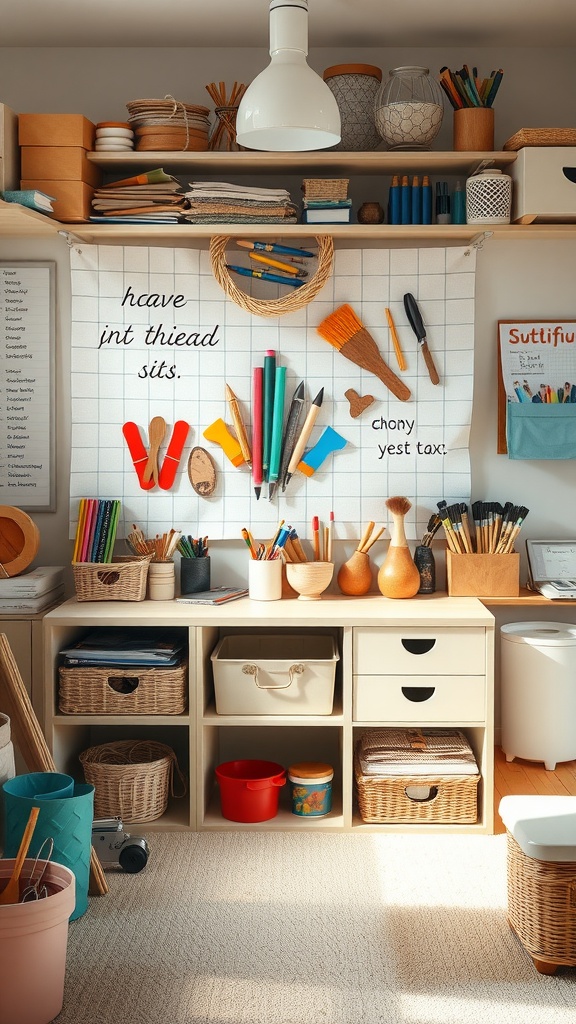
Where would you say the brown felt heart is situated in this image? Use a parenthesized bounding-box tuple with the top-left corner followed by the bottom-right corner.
(344, 388, 375, 418)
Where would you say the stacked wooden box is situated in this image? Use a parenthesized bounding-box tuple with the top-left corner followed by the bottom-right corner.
(18, 113, 101, 222)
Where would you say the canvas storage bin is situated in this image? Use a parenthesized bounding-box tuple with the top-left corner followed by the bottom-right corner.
(58, 662, 187, 715)
(354, 727, 480, 824)
(210, 634, 339, 715)
(511, 147, 576, 223)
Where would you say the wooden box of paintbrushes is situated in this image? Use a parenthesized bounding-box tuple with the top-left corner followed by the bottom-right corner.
(446, 551, 520, 597)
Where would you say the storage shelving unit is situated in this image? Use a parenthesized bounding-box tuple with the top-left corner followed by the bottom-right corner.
(43, 594, 495, 836)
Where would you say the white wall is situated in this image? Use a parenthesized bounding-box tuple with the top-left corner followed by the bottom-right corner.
(1, 45, 575, 615)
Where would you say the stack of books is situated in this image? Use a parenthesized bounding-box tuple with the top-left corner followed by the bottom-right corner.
(183, 181, 297, 223)
(0, 566, 65, 613)
(90, 168, 188, 223)
(301, 178, 352, 224)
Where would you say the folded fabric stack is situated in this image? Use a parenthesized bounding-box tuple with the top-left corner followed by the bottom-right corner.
(183, 181, 297, 223)
(301, 177, 352, 223)
(90, 168, 189, 223)
(126, 98, 211, 152)
(356, 728, 479, 776)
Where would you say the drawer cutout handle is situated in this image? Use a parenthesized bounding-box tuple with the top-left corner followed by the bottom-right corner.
(401, 638, 436, 655)
(404, 785, 438, 803)
(401, 686, 435, 703)
(108, 676, 139, 695)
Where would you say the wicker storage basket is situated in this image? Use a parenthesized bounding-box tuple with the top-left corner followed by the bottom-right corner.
(59, 662, 187, 715)
(506, 832, 576, 968)
(72, 556, 151, 602)
(79, 739, 187, 823)
(354, 728, 479, 824)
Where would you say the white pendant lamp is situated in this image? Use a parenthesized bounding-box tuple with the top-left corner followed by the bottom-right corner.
(235, 0, 341, 151)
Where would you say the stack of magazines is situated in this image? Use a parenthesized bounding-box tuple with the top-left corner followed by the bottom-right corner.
(356, 728, 479, 776)
(59, 629, 186, 667)
(183, 181, 297, 223)
(0, 566, 65, 613)
(90, 168, 188, 224)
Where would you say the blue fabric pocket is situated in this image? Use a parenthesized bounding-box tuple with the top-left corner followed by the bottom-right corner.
(506, 403, 576, 459)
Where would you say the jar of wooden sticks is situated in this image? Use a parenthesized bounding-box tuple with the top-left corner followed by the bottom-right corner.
(205, 81, 247, 151)
(337, 521, 385, 596)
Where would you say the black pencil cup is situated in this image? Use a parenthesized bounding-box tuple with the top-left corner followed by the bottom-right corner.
(180, 556, 211, 595)
(414, 545, 436, 594)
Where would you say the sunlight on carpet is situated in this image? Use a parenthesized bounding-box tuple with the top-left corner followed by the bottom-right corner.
(57, 831, 575, 1024)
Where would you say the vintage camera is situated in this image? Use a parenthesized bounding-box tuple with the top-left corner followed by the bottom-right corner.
(91, 818, 149, 873)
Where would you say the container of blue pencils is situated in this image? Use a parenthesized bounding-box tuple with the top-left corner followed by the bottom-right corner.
(178, 536, 210, 595)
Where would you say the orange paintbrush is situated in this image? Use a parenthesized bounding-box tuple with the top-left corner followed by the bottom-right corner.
(316, 305, 411, 402)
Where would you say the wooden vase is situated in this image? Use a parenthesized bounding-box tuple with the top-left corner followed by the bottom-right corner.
(337, 550, 372, 595)
(378, 510, 420, 599)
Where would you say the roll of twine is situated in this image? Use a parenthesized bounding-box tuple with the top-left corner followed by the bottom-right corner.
(210, 234, 334, 317)
(164, 93, 190, 150)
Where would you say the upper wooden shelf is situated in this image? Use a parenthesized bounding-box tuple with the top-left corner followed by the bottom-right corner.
(87, 149, 518, 176)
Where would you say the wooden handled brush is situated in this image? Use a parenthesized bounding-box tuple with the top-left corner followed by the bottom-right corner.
(317, 305, 411, 402)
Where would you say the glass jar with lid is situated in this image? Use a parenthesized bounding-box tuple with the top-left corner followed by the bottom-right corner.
(375, 66, 445, 150)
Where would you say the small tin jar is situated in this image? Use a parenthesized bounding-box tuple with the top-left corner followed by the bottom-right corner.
(288, 761, 334, 817)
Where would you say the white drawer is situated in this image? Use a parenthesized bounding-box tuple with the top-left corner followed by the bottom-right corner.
(353, 627, 485, 676)
(353, 674, 486, 722)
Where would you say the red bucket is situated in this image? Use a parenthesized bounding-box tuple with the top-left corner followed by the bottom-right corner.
(215, 759, 286, 822)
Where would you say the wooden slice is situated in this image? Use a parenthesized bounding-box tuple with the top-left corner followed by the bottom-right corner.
(188, 446, 217, 496)
(0, 505, 41, 576)
(136, 136, 209, 152)
(136, 125, 208, 137)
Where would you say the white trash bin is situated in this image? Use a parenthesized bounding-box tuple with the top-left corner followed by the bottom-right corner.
(501, 621, 576, 771)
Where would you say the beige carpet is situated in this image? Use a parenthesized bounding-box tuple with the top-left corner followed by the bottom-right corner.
(59, 831, 575, 1024)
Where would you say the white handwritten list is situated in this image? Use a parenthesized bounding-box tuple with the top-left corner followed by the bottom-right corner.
(0, 263, 54, 509)
(69, 245, 476, 541)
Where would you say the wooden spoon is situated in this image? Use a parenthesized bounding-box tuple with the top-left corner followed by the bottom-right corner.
(0, 805, 40, 905)
(143, 416, 166, 485)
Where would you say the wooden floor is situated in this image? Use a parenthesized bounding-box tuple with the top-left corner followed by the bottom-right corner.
(493, 746, 576, 833)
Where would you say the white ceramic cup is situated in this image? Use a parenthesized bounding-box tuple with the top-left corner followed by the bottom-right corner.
(248, 558, 282, 601)
(147, 560, 175, 600)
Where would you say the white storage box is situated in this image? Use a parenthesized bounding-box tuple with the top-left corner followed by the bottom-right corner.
(211, 634, 339, 715)
(511, 147, 576, 223)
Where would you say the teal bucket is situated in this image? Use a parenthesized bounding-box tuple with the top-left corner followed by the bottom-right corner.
(3, 774, 94, 921)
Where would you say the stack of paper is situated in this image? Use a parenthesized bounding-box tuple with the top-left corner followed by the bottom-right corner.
(90, 168, 188, 223)
(60, 628, 186, 667)
(0, 565, 65, 612)
(183, 181, 297, 223)
(357, 728, 479, 776)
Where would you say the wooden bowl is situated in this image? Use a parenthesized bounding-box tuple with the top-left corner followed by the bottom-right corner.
(285, 561, 333, 601)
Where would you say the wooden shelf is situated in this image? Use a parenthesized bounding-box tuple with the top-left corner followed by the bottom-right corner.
(481, 587, 576, 606)
(87, 149, 518, 176)
(0, 198, 62, 236)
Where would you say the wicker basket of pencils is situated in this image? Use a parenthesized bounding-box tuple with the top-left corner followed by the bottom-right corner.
(72, 555, 152, 602)
(210, 235, 334, 317)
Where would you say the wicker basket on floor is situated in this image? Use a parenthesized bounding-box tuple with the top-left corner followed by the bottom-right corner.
(59, 662, 187, 715)
(354, 750, 479, 824)
(72, 555, 151, 602)
(506, 832, 576, 968)
(80, 739, 187, 823)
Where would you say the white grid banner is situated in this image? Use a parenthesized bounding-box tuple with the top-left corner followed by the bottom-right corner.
(69, 244, 476, 542)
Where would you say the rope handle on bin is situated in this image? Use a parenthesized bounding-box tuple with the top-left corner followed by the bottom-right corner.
(242, 663, 305, 690)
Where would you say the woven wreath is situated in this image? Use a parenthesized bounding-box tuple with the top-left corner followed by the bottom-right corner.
(209, 234, 334, 317)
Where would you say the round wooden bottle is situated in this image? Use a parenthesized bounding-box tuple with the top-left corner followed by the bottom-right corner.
(337, 549, 372, 595)
(378, 499, 420, 599)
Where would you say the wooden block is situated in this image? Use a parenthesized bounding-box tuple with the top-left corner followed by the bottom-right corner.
(0, 103, 20, 190)
(446, 550, 520, 597)
(18, 113, 95, 150)
(20, 147, 102, 187)
(20, 179, 93, 222)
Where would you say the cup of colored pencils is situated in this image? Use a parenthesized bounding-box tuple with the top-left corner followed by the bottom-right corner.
(178, 536, 211, 595)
